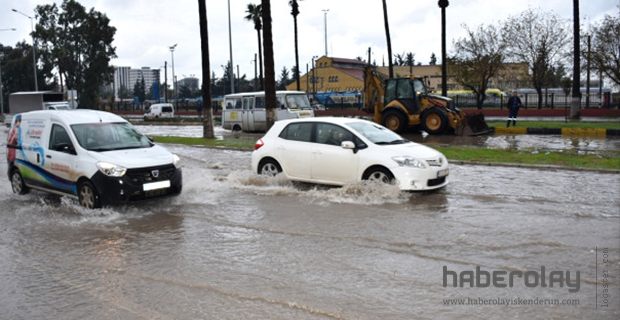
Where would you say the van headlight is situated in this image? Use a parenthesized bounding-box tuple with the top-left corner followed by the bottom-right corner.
(172, 154, 181, 167)
(392, 156, 426, 168)
(97, 162, 127, 177)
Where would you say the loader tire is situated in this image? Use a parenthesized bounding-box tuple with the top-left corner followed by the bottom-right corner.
(422, 108, 448, 134)
(382, 110, 407, 133)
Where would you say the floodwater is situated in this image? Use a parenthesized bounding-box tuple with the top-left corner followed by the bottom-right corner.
(0, 127, 619, 319)
(135, 124, 620, 155)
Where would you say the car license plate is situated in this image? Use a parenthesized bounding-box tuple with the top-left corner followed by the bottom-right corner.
(437, 168, 449, 178)
(143, 180, 170, 191)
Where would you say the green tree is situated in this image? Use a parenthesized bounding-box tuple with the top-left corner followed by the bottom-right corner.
(449, 24, 506, 109)
(1, 42, 55, 111)
(502, 8, 570, 109)
(590, 13, 620, 86)
(132, 76, 146, 104)
(277, 67, 290, 90)
(429, 53, 437, 65)
(34, 0, 116, 109)
(245, 3, 263, 90)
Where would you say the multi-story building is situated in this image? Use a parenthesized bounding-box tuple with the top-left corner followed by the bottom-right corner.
(112, 66, 161, 100)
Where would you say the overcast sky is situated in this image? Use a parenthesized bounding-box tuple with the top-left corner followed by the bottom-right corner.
(1, 0, 618, 85)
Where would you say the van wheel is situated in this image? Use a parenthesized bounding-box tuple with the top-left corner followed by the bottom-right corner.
(258, 159, 282, 177)
(10, 169, 30, 195)
(78, 181, 101, 209)
(363, 167, 395, 184)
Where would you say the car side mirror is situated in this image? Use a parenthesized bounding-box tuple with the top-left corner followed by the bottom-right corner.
(341, 140, 358, 153)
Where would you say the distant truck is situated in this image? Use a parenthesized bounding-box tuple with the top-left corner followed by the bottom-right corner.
(3, 91, 72, 127)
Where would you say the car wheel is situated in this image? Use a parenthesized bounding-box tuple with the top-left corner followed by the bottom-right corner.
(258, 159, 282, 177)
(10, 169, 30, 195)
(422, 108, 448, 134)
(382, 109, 407, 133)
(363, 167, 395, 184)
(78, 180, 101, 209)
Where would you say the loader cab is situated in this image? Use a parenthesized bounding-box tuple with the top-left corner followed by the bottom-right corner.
(384, 78, 427, 115)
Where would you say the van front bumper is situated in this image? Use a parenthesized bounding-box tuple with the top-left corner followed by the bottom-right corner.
(91, 166, 182, 205)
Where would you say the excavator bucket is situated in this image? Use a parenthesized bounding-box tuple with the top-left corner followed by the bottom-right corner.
(460, 113, 493, 136)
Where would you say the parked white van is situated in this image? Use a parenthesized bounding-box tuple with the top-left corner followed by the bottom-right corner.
(222, 91, 314, 132)
(6, 110, 182, 208)
(144, 103, 174, 119)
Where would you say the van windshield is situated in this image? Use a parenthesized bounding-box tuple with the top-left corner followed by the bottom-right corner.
(285, 94, 312, 110)
(71, 122, 153, 151)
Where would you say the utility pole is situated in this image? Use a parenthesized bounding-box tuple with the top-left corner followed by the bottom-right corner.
(322, 9, 329, 57)
(570, 0, 581, 119)
(586, 34, 591, 109)
(164, 61, 168, 102)
(228, 0, 235, 93)
(438, 0, 449, 97)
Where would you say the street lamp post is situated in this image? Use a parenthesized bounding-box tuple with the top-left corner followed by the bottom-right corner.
(169, 44, 177, 105)
(227, 0, 235, 93)
(12, 8, 38, 92)
(322, 9, 329, 57)
(311, 56, 318, 95)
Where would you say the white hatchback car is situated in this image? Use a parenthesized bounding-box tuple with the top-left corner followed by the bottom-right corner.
(251, 117, 449, 191)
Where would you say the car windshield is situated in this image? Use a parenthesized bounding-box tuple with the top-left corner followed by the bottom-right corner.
(71, 122, 153, 151)
(346, 121, 409, 145)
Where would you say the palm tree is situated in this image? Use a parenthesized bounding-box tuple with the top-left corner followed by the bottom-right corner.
(245, 3, 264, 90)
(289, 0, 301, 90)
(261, 0, 276, 129)
(198, 0, 214, 138)
(381, 0, 393, 78)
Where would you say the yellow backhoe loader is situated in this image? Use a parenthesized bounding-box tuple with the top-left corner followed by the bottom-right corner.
(363, 66, 491, 135)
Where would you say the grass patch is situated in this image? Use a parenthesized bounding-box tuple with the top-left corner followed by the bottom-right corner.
(152, 135, 620, 171)
(152, 135, 255, 150)
(486, 120, 620, 130)
(433, 145, 620, 171)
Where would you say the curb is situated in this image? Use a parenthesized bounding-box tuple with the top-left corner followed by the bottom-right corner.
(449, 160, 620, 174)
(493, 127, 619, 137)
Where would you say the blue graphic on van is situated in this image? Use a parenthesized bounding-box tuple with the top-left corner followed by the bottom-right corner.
(15, 159, 77, 194)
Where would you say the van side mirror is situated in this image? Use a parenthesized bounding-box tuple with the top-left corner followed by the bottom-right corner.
(54, 143, 76, 155)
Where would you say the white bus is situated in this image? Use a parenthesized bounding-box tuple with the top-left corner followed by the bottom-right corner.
(222, 90, 314, 132)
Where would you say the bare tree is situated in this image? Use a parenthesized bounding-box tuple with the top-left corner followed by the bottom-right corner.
(502, 8, 570, 109)
(261, 0, 276, 129)
(449, 24, 506, 109)
(591, 13, 620, 86)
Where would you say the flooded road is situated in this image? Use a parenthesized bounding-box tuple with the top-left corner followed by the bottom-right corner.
(0, 127, 619, 319)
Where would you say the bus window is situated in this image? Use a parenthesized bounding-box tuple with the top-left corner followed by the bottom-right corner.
(255, 96, 265, 109)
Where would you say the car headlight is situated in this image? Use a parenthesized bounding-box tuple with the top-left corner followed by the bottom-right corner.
(172, 154, 181, 167)
(392, 156, 426, 168)
(97, 161, 127, 177)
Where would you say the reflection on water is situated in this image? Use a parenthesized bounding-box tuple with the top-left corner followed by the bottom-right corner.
(134, 125, 619, 155)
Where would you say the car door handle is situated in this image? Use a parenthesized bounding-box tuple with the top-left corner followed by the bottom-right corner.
(46, 155, 52, 159)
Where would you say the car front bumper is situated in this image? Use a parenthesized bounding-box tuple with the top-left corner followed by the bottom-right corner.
(91, 166, 182, 205)
(390, 165, 449, 191)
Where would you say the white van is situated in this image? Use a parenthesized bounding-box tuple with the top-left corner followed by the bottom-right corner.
(222, 91, 314, 132)
(144, 103, 174, 119)
(6, 110, 182, 208)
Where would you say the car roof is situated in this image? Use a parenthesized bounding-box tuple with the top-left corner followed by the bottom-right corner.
(275, 116, 369, 126)
(20, 109, 127, 125)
